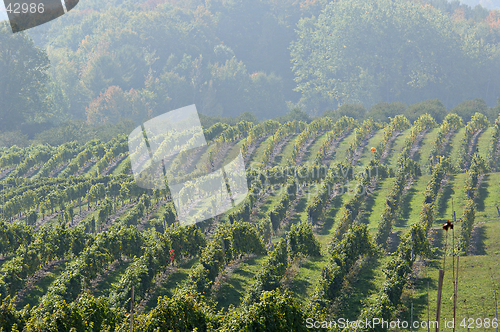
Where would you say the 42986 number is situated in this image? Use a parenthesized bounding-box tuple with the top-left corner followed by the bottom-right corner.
(460, 318, 498, 329)
(6, 2, 45, 14)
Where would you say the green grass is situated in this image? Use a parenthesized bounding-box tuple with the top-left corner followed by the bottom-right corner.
(287, 189, 310, 226)
(51, 162, 70, 177)
(449, 127, 467, 165)
(143, 257, 200, 311)
(253, 183, 314, 239)
(27, 165, 43, 179)
(474, 172, 500, 222)
(85, 159, 100, 177)
(288, 255, 329, 304)
(385, 128, 412, 169)
(434, 171, 499, 229)
(222, 139, 246, 166)
(276, 135, 298, 167)
(93, 259, 133, 298)
(417, 128, 440, 174)
(305, 132, 329, 164)
(274, 187, 312, 238)
(111, 156, 131, 175)
(254, 191, 283, 222)
(330, 131, 357, 165)
(359, 177, 396, 234)
(248, 135, 273, 168)
(435, 173, 469, 226)
(355, 128, 386, 168)
(407, 172, 500, 329)
(17, 259, 70, 308)
(338, 255, 392, 319)
(214, 255, 268, 311)
(396, 175, 431, 231)
(315, 187, 356, 248)
(413, 219, 500, 329)
(476, 126, 496, 162)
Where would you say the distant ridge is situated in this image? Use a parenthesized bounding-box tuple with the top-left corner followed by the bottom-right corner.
(459, 0, 500, 10)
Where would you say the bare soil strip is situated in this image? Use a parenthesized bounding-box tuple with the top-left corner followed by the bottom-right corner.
(0, 166, 16, 180)
(23, 164, 42, 178)
(74, 159, 97, 176)
(101, 154, 127, 175)
(48, 162, 69, 178)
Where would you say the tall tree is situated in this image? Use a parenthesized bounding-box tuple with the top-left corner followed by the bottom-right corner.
(0, 24, 51, 129)
(290, 0, 491, 112)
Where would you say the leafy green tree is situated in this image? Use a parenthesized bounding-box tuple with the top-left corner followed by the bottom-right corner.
(209, 58, 251, 117)
(163, 203, 177, 228)
(405, 99, 447, 124)
(450, 98, 489, 123)
(488, 98, 500, 121)
(290, 0, 478, 111)
(367, 102, 407, 123)
(277, 107, 311, 123)
(247, 72, 287, 119)
(85, 86, 148, 125)
(323, 104, 367, 121)
(0, 24, 50, 130)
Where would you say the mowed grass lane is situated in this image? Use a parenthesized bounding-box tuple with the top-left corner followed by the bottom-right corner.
(304, 132, 330, 164)
(360, 177, 395, 234)
(355, 127, 386, 168)
(448, 127, 467, 166)
(384, 128, 412, 169)
(476, 126, 496, 162)
(417, 127, 440, 174)
(17, 260, 70, 309)
(330, 131, 357, 165)
(248, 135, 273, 168)
(276, 135, 299, 167)
(395, 175, 431, 231)
(214, 255, 268, 311)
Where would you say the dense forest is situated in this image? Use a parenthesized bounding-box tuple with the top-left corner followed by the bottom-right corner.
(1, 0, 500, 147)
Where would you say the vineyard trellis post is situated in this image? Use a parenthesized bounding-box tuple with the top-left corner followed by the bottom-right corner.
(2, 183, 12, 221)
(427, 281, 430, 332)
(495, 289, 498, 332)
(436, 270, 444, 332)
(411, 302, 413, 332)
(453, 225, 457, 332)
(452, 198, 455, 222)
(130, 285, 134, 332)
